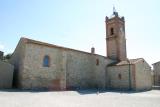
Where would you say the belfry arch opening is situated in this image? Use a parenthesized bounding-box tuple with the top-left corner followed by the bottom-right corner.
(110, 27, 114, 35)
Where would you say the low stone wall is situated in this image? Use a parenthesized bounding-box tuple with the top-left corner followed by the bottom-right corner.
(0, 60, 14, 88)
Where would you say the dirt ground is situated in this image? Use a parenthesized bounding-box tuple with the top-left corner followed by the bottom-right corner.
(0, 89, 160, 107)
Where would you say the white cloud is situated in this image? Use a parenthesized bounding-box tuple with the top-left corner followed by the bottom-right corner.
(0, 44, 4, 50)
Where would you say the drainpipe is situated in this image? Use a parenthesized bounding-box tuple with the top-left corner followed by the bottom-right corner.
(127, 59, 132, 90)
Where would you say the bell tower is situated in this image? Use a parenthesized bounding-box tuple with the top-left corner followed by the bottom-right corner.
(105, 10, 127, 61)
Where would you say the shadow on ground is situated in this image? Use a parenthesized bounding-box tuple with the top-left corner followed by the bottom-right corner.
(0, 88, 49, 93)
(0, 88, 155, 94)
(76, 89, 150, 95)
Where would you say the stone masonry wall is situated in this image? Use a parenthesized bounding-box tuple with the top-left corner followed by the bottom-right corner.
(135, 60, 152, 91)
(153, 62, 160, 86)
(107, 39, 118, 60)
(22, 43, 66, 90)
(107, 65, 134, 90)
(9, 38, 26, 88)
(21, 42, 113, 90)
(66, 50, 113, 89)
(0, 60, 14, 88)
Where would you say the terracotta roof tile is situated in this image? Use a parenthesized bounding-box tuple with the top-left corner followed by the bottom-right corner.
(108, 58, 144, 66)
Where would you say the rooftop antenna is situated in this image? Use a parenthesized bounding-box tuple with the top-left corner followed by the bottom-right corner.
(113, 5, 116, 13)
(113, 5, 118, 16)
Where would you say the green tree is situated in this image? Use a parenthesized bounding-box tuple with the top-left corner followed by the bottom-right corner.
(3, 53, 12, 61)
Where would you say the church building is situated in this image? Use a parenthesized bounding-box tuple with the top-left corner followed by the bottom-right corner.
(9, 11, 152, 91)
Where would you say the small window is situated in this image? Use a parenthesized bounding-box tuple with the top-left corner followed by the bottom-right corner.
(110, 28, 114, 35)
(118, 73, 122, 80)
(43, 55, 50, 67)
(96, 59, 99, 66)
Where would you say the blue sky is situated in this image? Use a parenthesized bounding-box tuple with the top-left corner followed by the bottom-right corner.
(0, 0, 160, 65)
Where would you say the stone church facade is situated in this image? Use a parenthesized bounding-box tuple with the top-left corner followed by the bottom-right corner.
(9, 38, 114, 90)
(8, 11, 152, 91)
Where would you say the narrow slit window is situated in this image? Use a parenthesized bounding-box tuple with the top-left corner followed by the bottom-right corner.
(110, 28, 114, 35)
(43, 55, 50, 67)
(96, 59, 99, 66)
(118, 73, 122, 80)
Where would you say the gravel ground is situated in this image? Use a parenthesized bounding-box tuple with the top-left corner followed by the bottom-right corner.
(0, 89, 160, 107)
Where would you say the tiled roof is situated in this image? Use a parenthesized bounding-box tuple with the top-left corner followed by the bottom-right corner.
(108, 58, 144, 66)
(20, 37, 107, 58)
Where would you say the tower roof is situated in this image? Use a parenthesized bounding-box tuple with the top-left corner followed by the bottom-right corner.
(105, 10, 125, 22)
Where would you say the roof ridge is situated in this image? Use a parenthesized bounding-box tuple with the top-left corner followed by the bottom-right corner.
(19, 37, 107, 58)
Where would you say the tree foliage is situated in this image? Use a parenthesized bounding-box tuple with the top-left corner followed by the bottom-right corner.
(3, 53, 12, 61)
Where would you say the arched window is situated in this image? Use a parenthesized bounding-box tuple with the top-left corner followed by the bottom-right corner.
(110, 27, 114, 35)
(43, 55, 50, 67)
